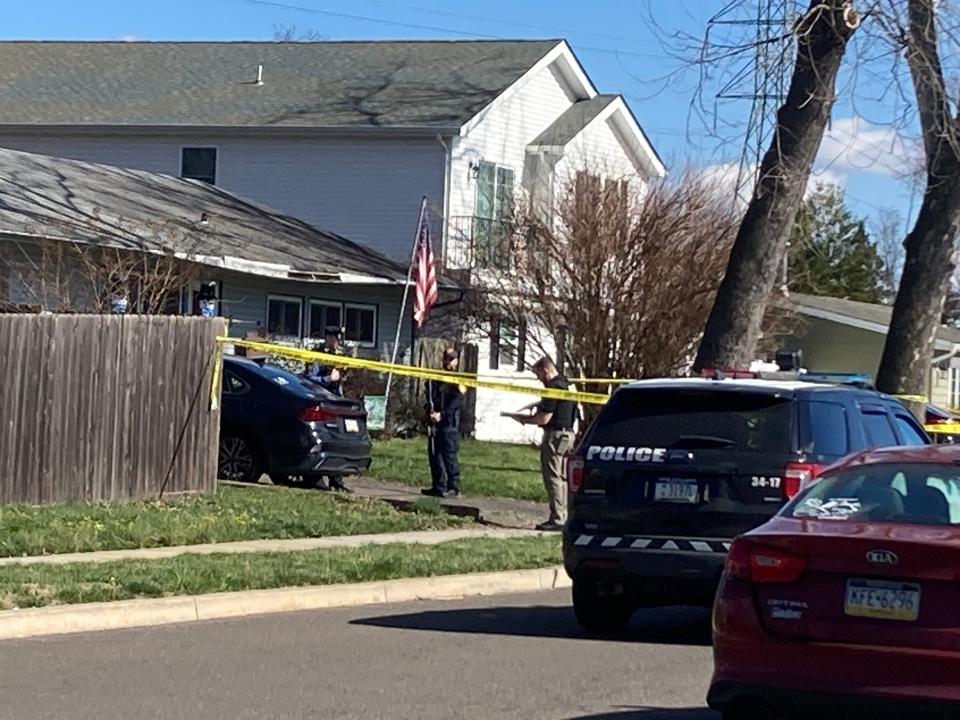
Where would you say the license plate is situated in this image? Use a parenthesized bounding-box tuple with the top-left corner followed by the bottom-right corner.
(344, 418, 360, 433)
(654, 479, 699, 503)
(845, 579, 921, 621)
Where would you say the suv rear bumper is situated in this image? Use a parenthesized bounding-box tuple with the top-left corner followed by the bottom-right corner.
(563, 530, 728, 607)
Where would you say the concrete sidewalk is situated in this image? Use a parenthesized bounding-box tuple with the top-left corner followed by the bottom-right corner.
(0, 527, 546, 567)
(347, 476, 548, 528)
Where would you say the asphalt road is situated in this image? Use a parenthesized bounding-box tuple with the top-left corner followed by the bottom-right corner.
(0, 590, 717, 720)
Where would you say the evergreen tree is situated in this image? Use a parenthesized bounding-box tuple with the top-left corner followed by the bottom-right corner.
(788, 183, 887, 303)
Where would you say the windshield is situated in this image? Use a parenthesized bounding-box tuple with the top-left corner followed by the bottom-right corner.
(789, 462, 960, 526)
(588, 388, 793, 453)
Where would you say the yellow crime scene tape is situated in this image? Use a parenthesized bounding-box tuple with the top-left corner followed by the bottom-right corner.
(218, 338, 612, 405)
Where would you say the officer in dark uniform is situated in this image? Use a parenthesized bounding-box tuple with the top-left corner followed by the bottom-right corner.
(305, 326, 351, 492)
(306, 326, 345, 397)
(421, 348, 465, 498)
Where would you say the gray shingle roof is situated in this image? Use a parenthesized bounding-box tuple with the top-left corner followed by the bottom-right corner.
(789, 292, 960, 345)
(530, 94, 618, 147)
(0, 40, 560, 128)
(0, 147, 409, 282)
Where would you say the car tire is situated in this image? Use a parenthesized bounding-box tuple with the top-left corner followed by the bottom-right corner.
(722, 699, 775, 720)
(217, 432, 262, 483)
(572, 579, 632, 633)
(269, 474, 323, 489)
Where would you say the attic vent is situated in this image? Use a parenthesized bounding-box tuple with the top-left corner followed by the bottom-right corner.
(256, 64, 264, 86)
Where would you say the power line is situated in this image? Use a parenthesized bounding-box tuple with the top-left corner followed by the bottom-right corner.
(351, 0, 642, 45)
(243, 0, 672, 60)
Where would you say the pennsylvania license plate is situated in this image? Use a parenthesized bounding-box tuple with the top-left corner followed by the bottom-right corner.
(344, 418, 360, 433)
(654, 479, 699, 503)
(845, 579, 921, 621)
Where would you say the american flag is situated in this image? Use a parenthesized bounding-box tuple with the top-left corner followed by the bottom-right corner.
(412, 208, 439, 327)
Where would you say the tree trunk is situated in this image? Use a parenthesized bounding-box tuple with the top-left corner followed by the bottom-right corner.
(694, 0, 857, 371)
(876, 0, 960, 399)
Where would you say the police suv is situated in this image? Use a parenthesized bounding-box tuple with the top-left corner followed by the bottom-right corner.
(562, 373, 930, 632)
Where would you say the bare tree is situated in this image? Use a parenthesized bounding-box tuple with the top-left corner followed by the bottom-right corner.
(462, 170, 740, 400)
(872, 206, 906, 300)
(693, 0, 860, 370)
(876, 0, 960, 398)
(3, 235, 201, 314)
(273, 24, 325, 41)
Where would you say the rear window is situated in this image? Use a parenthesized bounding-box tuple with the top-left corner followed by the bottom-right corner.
(789, 463, 960, 526)
(589, 389, 793, 453)
(256, 364, 315, 398)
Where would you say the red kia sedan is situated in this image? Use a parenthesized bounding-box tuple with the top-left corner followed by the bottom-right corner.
(709, 444, 960, 720)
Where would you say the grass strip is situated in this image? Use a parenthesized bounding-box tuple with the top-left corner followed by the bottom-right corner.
(0, 485, 465, 559)
(0, 535, 562, 609)
(371, 438, 545, 502)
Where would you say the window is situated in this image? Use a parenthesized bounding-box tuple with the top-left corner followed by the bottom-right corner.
(950, 367, 960, 408)
(181, 147, 217, 184)
(893, 414, 928, 446)
(308, 300, 343, 341)
(589, 389, 793, 453)
(344, 303, 376, 347)
(267, 295, 302, 340)
(222, 371, 249, 395)
(791, 463, 960, 526)
(474, 161, 514, 268)
(860, 410, 897, 447)
(499, 320, 517, 368)
(801, 401, 848, 457)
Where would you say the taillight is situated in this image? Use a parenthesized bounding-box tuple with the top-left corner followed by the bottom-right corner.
(784, 462, 824, 499)
(565, 454, 584, 493)
(725, 539, 807, 584)
(297, 405, 339, 422)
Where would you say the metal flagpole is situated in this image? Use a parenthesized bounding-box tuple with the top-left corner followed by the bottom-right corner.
(384, 196, 428, 410)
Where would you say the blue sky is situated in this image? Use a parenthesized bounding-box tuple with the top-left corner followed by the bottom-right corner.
(4, 0, 921, 231)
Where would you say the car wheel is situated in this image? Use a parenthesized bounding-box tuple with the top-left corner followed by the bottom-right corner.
(572, 579, 632, 633)
(722, 699, 775, 720)
(218, 432, 262, 483)
(269, 474, 322, 489)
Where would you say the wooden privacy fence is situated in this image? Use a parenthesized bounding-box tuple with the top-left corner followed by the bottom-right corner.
(0, 314, 224, 505)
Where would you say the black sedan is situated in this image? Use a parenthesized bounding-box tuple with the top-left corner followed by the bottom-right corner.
(217, 356, 371, 487)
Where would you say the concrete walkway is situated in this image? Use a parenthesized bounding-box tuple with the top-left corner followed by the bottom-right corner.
(347, 476, 549, 528)
(0, 527, 547, 567)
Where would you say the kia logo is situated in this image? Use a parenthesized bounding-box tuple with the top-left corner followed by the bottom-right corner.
(866, 549, 898, 566)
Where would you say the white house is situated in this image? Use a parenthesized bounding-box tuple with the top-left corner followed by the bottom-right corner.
(0, 39, 665, 441)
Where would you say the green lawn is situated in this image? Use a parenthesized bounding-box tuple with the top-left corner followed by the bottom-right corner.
(0, 535, 562, 609)
(371, 438, 545, 502)
(0, 485, 465, 559)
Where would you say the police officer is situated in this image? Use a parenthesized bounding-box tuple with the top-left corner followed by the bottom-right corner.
(421, 348, 464, 498)
(306, 326, 345, 397)
(508, 356, 577, 530)
(305, 326, 351, 492)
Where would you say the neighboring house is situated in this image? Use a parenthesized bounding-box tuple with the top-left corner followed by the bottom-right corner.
(0, 39, 665, 442)
(779, 292, 960, 410)
(0, 147, 413, 359)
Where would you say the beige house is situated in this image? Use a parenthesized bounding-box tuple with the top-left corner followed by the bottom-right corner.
(779, 292, 960, 410)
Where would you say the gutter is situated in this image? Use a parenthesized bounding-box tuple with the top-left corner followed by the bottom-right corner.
(0, 123, 463, 139)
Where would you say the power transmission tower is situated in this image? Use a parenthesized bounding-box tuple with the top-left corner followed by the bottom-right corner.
(708, 0, 797, 205)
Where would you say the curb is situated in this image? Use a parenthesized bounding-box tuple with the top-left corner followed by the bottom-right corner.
(0, 566, 571, 640)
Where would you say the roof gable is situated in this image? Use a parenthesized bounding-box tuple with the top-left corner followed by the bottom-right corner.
(0, 40, 559, 128)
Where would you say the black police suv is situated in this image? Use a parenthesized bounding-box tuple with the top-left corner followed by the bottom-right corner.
(218, 357, 371, 487)
(562, 377, 930, 632)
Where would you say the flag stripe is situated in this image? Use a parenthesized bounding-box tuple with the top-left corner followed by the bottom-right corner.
(412, 207, 438, 328)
